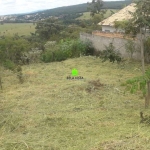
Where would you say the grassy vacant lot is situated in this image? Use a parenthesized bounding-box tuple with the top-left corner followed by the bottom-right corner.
(0, 56, 150, 150)
(76, 9, 119, 20)
(0, 23, 35, 36)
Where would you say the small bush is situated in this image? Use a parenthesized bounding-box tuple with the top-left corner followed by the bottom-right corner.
(3, 60, 16, 71)
(70, 40, 87, 57)
(54, 50, 68, 61)
(41, 51, 55, 63)
(125, 39, 136, 59)
(41, 39, 95, 63)
(101, 43, 122, 63)
(84, 40, 95, 55)
(41, 49, 68, 63)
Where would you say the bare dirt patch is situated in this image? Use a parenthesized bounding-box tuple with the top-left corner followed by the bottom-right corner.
(86, 79, 104, 93)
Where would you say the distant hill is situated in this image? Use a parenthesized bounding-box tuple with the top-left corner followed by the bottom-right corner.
(19, 0, 132, 17)
(2, 0, 133, 23)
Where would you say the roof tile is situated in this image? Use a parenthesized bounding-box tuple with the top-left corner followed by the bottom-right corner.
(98, 3, 136, 26)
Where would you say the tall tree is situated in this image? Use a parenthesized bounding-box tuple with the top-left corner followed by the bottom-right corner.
(125, 0, 150, 108)
(87, 0, 103, 17)
(35, 17, 65, 40)
(132, 0, 150, 74)
(0, 36, 30, 65)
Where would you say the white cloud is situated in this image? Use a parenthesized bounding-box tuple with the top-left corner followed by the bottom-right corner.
(0, 0, 124, 16)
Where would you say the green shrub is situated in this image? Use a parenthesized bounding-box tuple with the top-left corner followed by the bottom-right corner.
(101, 43, 122, 63)
(70, 40, 86, 57)
(125, 39, 136, 59)
(54, 50, 68, 61)
(0, 36, 31, 66)
(3, 60, 16, 70)
(59, 39, 94, 57)
(41, 39, 95, 63)
(61, 38, 94, 56)
(84, 40, 95, 55)
(41, 49, 68, 63)
(41, 51, 54, 63)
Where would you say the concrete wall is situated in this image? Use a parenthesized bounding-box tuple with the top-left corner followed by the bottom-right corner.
(80, 32, 141, 60)
(102, 25, 125, 33)
(102, 26, 116, 32)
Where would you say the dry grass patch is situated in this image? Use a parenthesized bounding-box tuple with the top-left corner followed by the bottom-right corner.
(86, 79, 104, 93)
(0, 56, 150, 150)
(98, 133, 150, 150)
(0, 23, 35, 36)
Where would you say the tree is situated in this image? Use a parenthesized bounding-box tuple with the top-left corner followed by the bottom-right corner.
(130, 0, 150, 73)
(35, 17, 65, 40)
(0, 36, 31, 86)
(133, 0, 150, 100)
(24, 32, 45, 51)
(87, 0, 104, 17)
(125, 39, 136, 59)
(125, 0, 150, 108)
(92, 13, 104, 24)
(144, 37, 150, 63)
(0, 36, 31, 66)
(114, 20, 138, 37)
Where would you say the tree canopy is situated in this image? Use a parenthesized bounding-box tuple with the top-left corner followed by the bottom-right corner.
(0, 36, 30, 69)
(35, 18, 65, 40)
(87, 0, 104, 17)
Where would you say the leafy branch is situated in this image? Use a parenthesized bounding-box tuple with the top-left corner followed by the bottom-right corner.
(126, 68, 150, 96)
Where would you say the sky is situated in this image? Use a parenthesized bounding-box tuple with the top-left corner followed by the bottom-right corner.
(0, 0, 123, 16)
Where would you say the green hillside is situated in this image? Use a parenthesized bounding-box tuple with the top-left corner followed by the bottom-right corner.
(24, 0, 132, 17)
(76, 9, 119, 20)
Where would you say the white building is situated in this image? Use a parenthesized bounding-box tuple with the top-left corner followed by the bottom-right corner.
(98, 3, 136, 33)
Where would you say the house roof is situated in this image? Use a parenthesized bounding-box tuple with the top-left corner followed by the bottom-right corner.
(98, 3, 136, 26)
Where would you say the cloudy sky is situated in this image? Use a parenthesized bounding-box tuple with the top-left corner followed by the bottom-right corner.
(0, 0, 123, 16)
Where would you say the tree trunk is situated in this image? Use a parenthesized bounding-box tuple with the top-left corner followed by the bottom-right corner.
(145, 81, 150, 108)
(140, 27, 145, 75)
(0, 76, 2, 90)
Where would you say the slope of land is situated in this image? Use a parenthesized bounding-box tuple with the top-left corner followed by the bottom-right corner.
(76, 9, 119, 20)
(0, 56, 150, 150)
(28, 0, 132, 17)
(0, 0, 132, 23)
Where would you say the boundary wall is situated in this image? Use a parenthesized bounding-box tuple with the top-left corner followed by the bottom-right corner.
(80, 32, 141, 60)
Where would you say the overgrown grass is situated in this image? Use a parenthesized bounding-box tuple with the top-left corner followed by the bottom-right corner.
(0, 56, 150, 150)
(0, 23, 35, 36)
